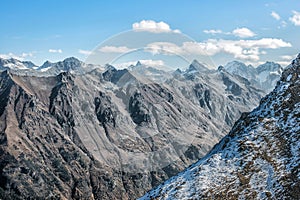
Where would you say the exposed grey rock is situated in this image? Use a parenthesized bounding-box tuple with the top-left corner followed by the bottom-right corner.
(0, 58, 265, 199)
(187, 59, 210, 73)
(140, 54, 300, 200)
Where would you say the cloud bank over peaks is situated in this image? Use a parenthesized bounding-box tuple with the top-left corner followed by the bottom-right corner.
(232, 27, 256, 38)
(146, 38, 291, 62)
(203, 27, 256, 38)
(132, 20, 181, 33)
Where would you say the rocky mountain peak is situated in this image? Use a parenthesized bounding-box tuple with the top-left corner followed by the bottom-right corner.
(39, 60, 52, 69)
(104, 64, 117, 71)
(281, 53, 300, 84)
(187, 59, 210, 72)
(63, 57, 81, 64)
(291, 53, 300, 67)
(136, 61, 142, 67)
(56, 71, 74, 83)
(217, 65, 225, 72)
(59, 57, 83, 70)
(0, 69, 11, 77)
(224, 61, 256, 74)
(256, 61, 282, 74)
(173, 68, 182, 76)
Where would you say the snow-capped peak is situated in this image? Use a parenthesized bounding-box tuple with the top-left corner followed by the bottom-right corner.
(187, 59, 210, 72)
(224, 60, 256, 80)
(0, 57, 37, 70)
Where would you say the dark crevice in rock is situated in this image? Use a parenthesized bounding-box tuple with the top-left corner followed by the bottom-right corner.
(0, 72, 13, 117)
(94, 91, 117, 142)
(204, 89, 212, 111)
(129, 91, 151, 125)
(221, 73, 242, 96)
(184, 144, 202, 161)
(102, 67, 129, 84)
(194, 84, 213, 113)
(49, 73, 75, 132)
(13, 87, 31, 129)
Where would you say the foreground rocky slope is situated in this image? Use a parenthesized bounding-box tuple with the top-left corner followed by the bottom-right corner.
(0, 59, 264, 199)
(140, 54, 300, 199)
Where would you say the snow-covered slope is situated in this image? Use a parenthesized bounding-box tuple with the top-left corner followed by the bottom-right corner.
(0, 57, 104, 76)
(140, 54, 300, 199)
(224, 61, 283, 92)
(257, 62, 283, 92)
(224, 61, 257, 81)
(0, 58, 37, 70)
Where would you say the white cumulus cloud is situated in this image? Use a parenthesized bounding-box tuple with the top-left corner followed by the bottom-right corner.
(203, 27, 256, 38)
(271, 11, 281, 20)
(289, 10, 300, 26)
(99, 46, 134, 53)
(49, 49, 62, 53)
(146, 38, 291, 62)
(132, 20, 180, 33)
(232, 27, 256, 38)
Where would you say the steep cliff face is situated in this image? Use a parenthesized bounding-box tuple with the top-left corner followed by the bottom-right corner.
(0, 60, 264, 199)
(140, 54, 300, 200)
(0, 72, 94, 199)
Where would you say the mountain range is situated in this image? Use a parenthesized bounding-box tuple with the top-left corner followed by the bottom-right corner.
(140, 54, 300, 199)
(0, 55, 297, 199)
(0, 56, 267, 199)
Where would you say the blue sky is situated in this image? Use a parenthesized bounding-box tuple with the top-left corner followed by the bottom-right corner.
(0, 0, 299, 68)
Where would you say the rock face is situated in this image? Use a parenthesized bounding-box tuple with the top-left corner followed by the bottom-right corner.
(140, 54, 300, 200)
(186, 60, 211, 73)
(0, 58, 264, 199)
